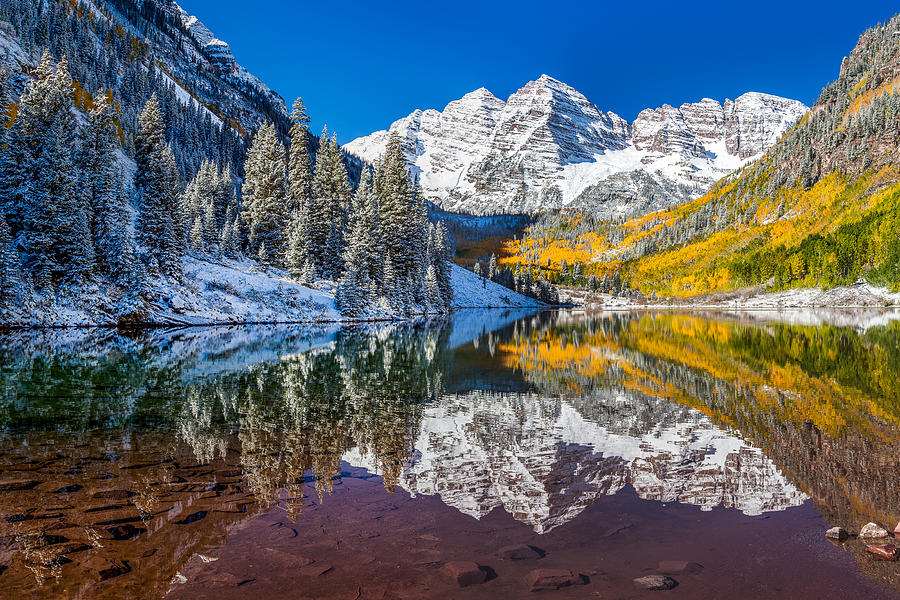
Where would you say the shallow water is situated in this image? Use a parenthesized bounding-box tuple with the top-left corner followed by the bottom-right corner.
(2, 309, 900, 598)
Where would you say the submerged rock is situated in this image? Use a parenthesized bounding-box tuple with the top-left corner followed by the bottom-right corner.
(657, 560, 703, 574)
(825, 527, 849, 540)
(497, 544, 544, 560)
(441, 561, 486, 587)
(525, 569, 585, 591)
(859, 522, 890, 538)
(634, 575, 679, 590)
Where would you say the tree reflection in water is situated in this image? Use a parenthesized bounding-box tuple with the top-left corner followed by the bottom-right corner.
(1, 311, 900, 597)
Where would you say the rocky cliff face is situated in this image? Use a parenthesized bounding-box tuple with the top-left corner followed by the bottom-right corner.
(345, 76, 807, 216)
(104, 0, 288, 131)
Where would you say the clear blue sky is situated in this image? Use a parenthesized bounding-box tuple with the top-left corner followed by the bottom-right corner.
(180, 0, 898, 143)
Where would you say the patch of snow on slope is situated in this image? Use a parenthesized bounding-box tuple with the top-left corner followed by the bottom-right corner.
(158, 70, 223, 128)
(449, 263, 544, 308)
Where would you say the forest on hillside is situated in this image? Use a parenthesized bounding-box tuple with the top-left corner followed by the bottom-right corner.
(0, 0, 457, 321)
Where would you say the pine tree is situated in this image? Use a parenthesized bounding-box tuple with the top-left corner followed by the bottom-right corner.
(424, 263, 441, 310)
(242, 121, 288, 264)
(9, 54, 94, 289)
(136, 94, 181, 277)
(287, 98, 313, 214)
(43, 112, 94, 287)
(311, 130, 350, 278)
(336, 170, 378, 316)
(0, 51, 58, 234)
(382, 252, 395, 304)
(430, 222, 453, 309)
(160, 145, 183, 277)
(0, 215, 21, 308)
(286, 216, 312, 281)
(82, 94, 127, 277)
(375, 133, 427, 306)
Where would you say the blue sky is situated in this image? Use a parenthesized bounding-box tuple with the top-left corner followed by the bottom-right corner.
(180, 0, 898, 143)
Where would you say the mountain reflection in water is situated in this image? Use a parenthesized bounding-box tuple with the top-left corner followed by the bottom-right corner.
(1, 309, 900, 598)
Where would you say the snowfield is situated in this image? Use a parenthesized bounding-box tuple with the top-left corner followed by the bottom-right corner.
(449, 263, 544, 309)
(3, 257, 542, 328)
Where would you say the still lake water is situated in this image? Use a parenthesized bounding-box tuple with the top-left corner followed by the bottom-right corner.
(2, 309, 900, 599)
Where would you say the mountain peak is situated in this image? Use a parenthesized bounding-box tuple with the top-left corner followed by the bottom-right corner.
(458, 86, 504, 106)
(345, 78, 806, 216)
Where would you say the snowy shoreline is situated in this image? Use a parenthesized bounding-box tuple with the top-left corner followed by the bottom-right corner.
(1, 258, 543, 329)
(559, 282, 900, 311)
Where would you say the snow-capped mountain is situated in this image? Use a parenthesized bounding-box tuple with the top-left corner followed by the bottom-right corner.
(344, 75, 808, 216)
(344, 390, 805, 532)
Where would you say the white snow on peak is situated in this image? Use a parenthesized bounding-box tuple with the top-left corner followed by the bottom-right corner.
(344, 76, 808, 215)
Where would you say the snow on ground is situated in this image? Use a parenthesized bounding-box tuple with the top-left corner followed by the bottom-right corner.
(559, 283, 900, 330)
(158, 256, 338, 324)
(449, 263, 544, 309)
(158, 70, 223, 128)
(7, 258, 542, 328)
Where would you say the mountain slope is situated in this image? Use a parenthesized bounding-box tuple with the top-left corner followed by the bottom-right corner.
(604, 14, 900, 298)
(498, 14, 900, 300)
(345, 75, 807, 217)
(101, 0, 288, 133)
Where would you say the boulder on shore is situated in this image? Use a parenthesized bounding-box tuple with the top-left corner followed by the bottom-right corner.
(859, 522, 890, 538)
(825, 527, 849, 540)
(866, 544, 899, 561)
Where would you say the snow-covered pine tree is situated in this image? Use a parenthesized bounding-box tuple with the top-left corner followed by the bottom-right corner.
(160, 145, 183, 277)
(424, 263, 441, 310)
(212, 165, 233, 247)
(12, 54, 94, 290)
(241, 120, 288, 264)
(381, 251, 395, 305)
(375, 133, 417, 304)
(220, 195, 242, 259)
(182, 160, 230, 254)
(136, 93, 181, 277)
(43, 108, 94, 287)
(81, 94, 130, 277)
(311, 130, 351, 279)
(287, 98, 313, 214)
(408, 175, 428, 304)
(0, 52, 57, 235)
(106, 171, 143, 288)
(284, 102, 313, 276)
(336, 169, 378, 316)
(0, 215, 21, 308)
(429, 222, 453, 310)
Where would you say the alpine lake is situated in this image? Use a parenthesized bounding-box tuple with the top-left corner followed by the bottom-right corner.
(2, 308, 900, 599)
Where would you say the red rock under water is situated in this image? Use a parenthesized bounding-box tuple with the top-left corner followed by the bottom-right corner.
(164, 466, 900, 600)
